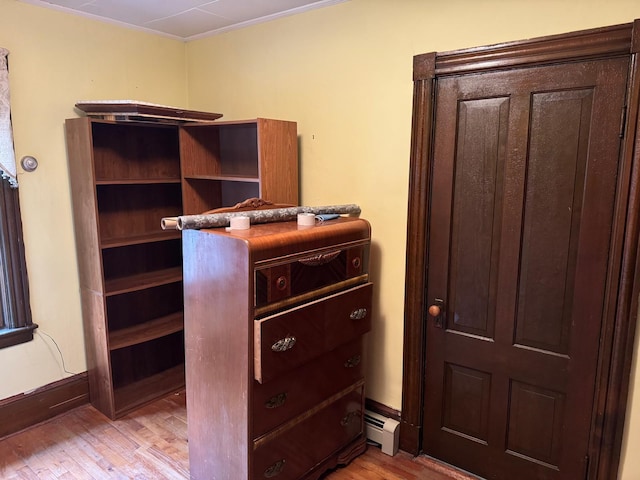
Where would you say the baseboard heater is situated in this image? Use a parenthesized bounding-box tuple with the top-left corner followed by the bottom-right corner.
(364, 409, 400, 456)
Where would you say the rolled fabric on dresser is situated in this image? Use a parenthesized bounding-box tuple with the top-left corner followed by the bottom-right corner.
(161, 204, 362, 231)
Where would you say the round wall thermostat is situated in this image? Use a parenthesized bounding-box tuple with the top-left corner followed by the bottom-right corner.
(20, 156, 38, 172)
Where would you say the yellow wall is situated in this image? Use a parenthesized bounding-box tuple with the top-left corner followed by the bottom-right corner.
(185, 1, 640, 478)
(0, 0, 187, 395)
(2, 0, 640, 477)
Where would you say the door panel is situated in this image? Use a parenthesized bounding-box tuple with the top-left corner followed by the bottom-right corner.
(506, 380, 565, 467)
(423, 58, 628, 480)
(515, 89, 591, 354)
(449, 97, 508, 338)
(442, 363, 491, 442)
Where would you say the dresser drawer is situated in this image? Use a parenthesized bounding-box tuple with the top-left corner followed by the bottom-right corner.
(252, 339, 364, 437)
(252, 382, 364, 480)
(255, 244, 368, 311)
(254, 283, 372, 384)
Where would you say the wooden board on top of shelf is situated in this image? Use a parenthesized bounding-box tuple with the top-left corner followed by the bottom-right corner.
(75, 100, 223, 123)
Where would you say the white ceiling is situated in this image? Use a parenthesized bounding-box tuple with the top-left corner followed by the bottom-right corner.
(19, 0, 347, 41)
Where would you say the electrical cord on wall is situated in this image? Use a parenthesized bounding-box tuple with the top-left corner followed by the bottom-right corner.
(37, 330, 79, 375)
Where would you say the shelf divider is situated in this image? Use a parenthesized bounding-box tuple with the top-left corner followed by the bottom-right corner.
(109, 312, 184, 351)
(104, 267, 183, 296)
(113, 364, 185, 417)
(101, 231, 181, 249)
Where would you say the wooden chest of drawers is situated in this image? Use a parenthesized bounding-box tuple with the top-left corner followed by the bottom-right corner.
(182, 217, 372, 480)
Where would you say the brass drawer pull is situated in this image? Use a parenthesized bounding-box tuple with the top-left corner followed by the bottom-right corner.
(344, 355, 361, 368)
(298, 250, 341, 266)
(271, 335, 296, 352)
(265, 392, 287, 409)
(340, 410, 360, 427)
(350, 308, 368, 320)
(264, 459, 286, 478)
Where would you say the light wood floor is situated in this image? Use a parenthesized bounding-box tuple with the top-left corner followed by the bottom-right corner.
(0, 391, 477, 480)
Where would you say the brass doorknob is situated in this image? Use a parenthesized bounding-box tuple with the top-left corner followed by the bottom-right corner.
(428, 304, 441, 317)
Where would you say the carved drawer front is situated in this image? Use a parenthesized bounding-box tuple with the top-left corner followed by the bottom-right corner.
(252, 339, 364, 437)
(252, 382, 364, 480)
(254, 283, 372, 384)
(254, 244, 368, 310)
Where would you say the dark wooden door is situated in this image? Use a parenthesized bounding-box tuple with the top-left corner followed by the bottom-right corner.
(423, 57, 629, 480)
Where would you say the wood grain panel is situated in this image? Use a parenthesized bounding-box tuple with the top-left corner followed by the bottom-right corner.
(257, 118, 299, 205)
(91, 121, 180, 181)
(507, 380, 565, 468)
(401, 55, 436, 453)
(0, 374, 89, 439)
(434, 23, 632, 76)
(65, 118, 103, 294)
(181, 177, 223, 215)
(442, 363, 491, 442)
(97, 183, 182, 241)
(220, 180, 261, 207)
(179, 123, 222, 177)
(515, 90, 592, 354)
(219, 123, 260, 177)
(108, 312, 183, 351)
(248, 219, 371, 264)
(252, 339, 364, 437)
(103, 266, 182, 296)
(110, 331, 184, 390)
(448, 97, 508, 337)
(112, 364, 184, 418)
(79, 287, 113, 417)
(254, 283, 372, 383)
(253, 384, 364, 480)
(181, 122, 261, 178)
(256, 245, 366, 308)
(182, 230, 252, 480)
(101, 238, 182, 280)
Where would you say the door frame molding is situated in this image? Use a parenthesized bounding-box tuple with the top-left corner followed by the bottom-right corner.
(402, 20, 640, 480)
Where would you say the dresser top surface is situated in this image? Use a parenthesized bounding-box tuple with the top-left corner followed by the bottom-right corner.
(198, 216, 368, 238)
(184, 216, 370, 262)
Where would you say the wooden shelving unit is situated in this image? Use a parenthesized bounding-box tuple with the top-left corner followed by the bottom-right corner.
(65, 115, 298, 419)
(180, 118, 298, 214)
(66, 118, 185, 419)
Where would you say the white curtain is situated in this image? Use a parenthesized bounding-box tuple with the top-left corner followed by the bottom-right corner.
(0, 48, 17, 187)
